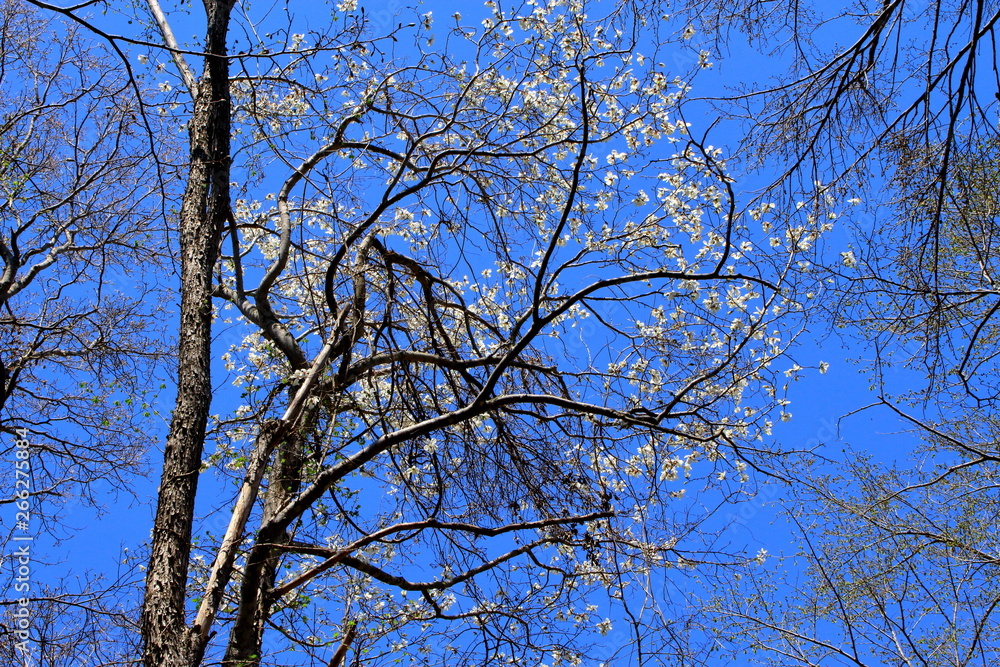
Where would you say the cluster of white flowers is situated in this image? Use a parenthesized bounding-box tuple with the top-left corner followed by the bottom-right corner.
(198, 0, 849, 658)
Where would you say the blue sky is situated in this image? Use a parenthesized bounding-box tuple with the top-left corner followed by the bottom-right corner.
(0, 1, 957, 665)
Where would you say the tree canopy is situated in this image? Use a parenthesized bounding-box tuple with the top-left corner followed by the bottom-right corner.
(3, 0, 1000, 666)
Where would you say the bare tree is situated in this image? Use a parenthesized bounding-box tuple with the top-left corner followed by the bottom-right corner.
(0, 571, 144, 666)
(706, 408, 1000, 666)
(0, 0, 166, 533)
(0, 2, 170, 665)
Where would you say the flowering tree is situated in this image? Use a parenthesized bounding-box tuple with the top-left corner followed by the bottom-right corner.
(26, 0, 828, 665)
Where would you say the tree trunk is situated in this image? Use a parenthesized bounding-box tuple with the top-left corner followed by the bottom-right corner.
(222, 411, 312, 666)
(141, 1, 233, 665)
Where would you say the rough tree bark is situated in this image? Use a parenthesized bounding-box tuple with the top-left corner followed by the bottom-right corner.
(140, 1, 233, 665)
